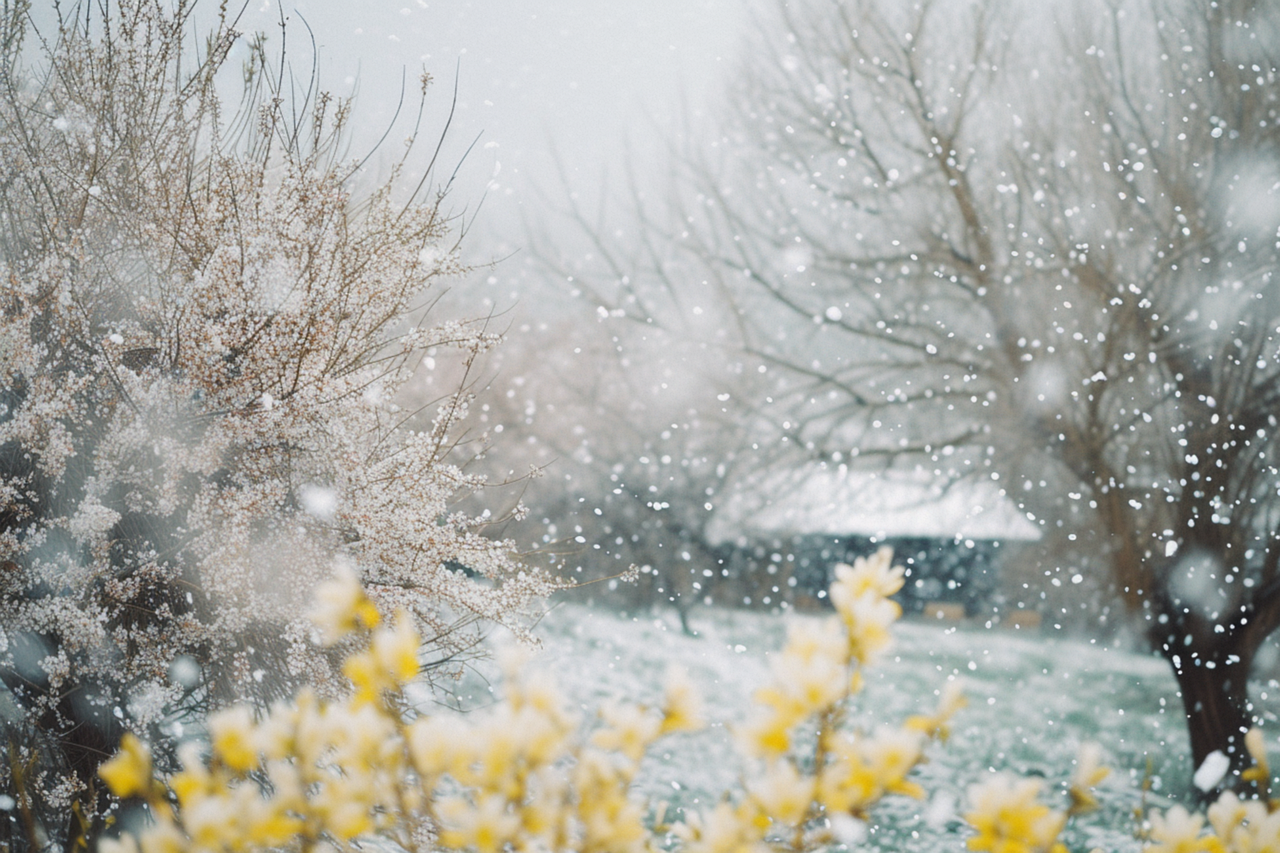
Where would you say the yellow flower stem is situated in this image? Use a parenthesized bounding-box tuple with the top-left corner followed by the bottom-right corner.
(288, 708, 328, 853)
(794, 681, 849, 850)
(386, 714, 424, 853)
(143, 788, 173, 823)
(297, 825, 323, 853)
(1135, 756, 1154, 841)
(412, 731, 449, 853)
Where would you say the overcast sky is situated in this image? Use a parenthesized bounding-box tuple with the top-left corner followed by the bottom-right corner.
(228, 0, 748, 240)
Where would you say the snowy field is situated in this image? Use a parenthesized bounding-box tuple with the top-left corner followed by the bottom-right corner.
(440, 602, 1214, 853)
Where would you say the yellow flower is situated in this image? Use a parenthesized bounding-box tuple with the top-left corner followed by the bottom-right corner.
(782, 617, 849, 665)
(343, 614, 422, 703)
(1207, 791, 1249, 842)
(1243, 727, 1271, 791)
(372, 613, 421, 685)
(748, 759, 815, 825)
(264, 760, 306, 814)
(136, 818, 187, 853)
(244, 795, 305, 847)
(327, 702, 400, 772)
(98, 523, 991, 853)
(573, 747, 628, 795)
(591, 701, 662, 762)
(1068, 742, 1109, 813)
(965, 773, 1067, 853)
(208, 705, 258, 773)
(323, 796, 376, 842)
(769, 648, 847, 718)
(475, 715, 525, 791)
(168, 759, 212, 811)
(818, 743, 879, 815)
(815, 726, 925, 815)
(342, 648, 382, 705)
(863, 726, 926, 799)
(830, 547, 905, 604)
(99, 733, 153, 799)
(849, 669, 865, 696)
(842, 592, 901, 666)
(827, 549, 905, 666)
(507, 673, 575, 728)
(182, 791, 241, 850)
(511, 705, 569, 766)
(676, 800, 769, 853)
(661, 666, 705, 734)
(758, 618, 850, 717)
(1218, 796, 1280, 851)
(752, 682, 807, 730)
(736, 706, 795, 758)
(1148, 805, 1224, 853)
(311, 562, 381, 643)
(579, 792, 648, 853)
(408, 714, 471, 777)
(254, 701, 298, 761)
(518, 774, 564, 842)
(906, 681, 967, 741)
(310, 773, 377, 841)
(573, 746, 649, 851)
(437, 794, 521, 853)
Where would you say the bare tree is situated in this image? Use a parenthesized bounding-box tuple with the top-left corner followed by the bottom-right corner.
(466, 291, 776, 631)
(0, 1, 557, 847)
(584, 0, 1280, 790)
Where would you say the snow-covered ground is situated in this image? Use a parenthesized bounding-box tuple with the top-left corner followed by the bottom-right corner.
(438, 602, 1211, 853)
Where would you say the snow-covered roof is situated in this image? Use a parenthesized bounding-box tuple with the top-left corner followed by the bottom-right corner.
(709, 465, 1042, 543)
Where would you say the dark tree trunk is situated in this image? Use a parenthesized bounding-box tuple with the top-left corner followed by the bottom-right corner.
(1166, 648, 1253, 786)
(675, 598, 698, 637)
(1151, 606, 1261, 798)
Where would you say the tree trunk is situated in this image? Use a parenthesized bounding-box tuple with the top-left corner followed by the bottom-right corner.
(1157, 632, 1255, 797)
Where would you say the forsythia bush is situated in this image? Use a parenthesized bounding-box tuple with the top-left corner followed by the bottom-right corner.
(98, 549, 1278, 853)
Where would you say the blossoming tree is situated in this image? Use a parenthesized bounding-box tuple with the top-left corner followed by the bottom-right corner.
(0, 1, 557, 847)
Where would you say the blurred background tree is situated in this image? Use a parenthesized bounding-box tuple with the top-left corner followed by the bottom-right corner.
(464, 282, 778, 632)
(560, 0, 1280, 790)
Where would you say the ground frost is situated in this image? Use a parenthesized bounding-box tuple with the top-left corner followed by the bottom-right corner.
(444, 603, 1193, 852)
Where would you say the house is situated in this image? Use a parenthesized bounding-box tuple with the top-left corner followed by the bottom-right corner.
(706, 464, 1041, 616)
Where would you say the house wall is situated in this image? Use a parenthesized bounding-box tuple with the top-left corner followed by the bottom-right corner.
(711, 533, 1012, 616)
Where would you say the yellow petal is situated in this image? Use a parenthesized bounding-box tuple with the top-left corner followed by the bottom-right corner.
(99, 734, 152, 798)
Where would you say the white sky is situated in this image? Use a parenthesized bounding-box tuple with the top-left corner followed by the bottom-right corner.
(231, 0, 748, 236)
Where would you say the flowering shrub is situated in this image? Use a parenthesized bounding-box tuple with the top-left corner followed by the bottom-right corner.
(0, 0, 558, 843)
(97, 547, 1280, 853)
(95, 549, 946, 852)
(963, 727, 1278, 853)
